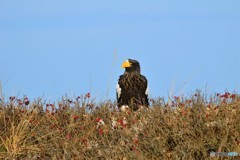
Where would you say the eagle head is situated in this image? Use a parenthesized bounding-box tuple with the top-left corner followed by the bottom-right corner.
(122, 59, 141, 73)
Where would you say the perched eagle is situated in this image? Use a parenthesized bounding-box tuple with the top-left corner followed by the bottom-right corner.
(116, 59, 149, 111)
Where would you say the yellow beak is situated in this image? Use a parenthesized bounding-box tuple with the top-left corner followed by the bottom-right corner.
(122, 60, 131, 68)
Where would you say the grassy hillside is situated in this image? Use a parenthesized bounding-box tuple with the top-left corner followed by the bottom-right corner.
(0, 91, 239, 159)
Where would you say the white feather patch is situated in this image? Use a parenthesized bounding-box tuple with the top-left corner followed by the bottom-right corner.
(120, 105, 129, 112)
(145, 86, 149, 96)
(116, 83, 121, 99)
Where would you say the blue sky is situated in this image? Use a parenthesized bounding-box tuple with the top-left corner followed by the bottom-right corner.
(0, 1, 239, 102)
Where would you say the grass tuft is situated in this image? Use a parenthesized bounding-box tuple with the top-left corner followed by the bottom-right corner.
(0, 91, 240, 159)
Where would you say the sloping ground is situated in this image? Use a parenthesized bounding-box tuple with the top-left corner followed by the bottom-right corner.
(0, 92, 239, 159)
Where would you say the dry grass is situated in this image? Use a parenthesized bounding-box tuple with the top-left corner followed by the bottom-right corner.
(0, 91, 240, 159)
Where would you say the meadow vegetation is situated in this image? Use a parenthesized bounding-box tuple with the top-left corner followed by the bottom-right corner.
(0, 91, 239, 159)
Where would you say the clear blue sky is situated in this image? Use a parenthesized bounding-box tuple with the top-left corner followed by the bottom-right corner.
(0, 1, 239, 102)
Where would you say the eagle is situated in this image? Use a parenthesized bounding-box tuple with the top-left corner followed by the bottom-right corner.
(116, 59, 149, 111)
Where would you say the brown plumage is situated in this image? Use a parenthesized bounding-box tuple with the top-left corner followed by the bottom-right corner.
(116, 59, 149, 111)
